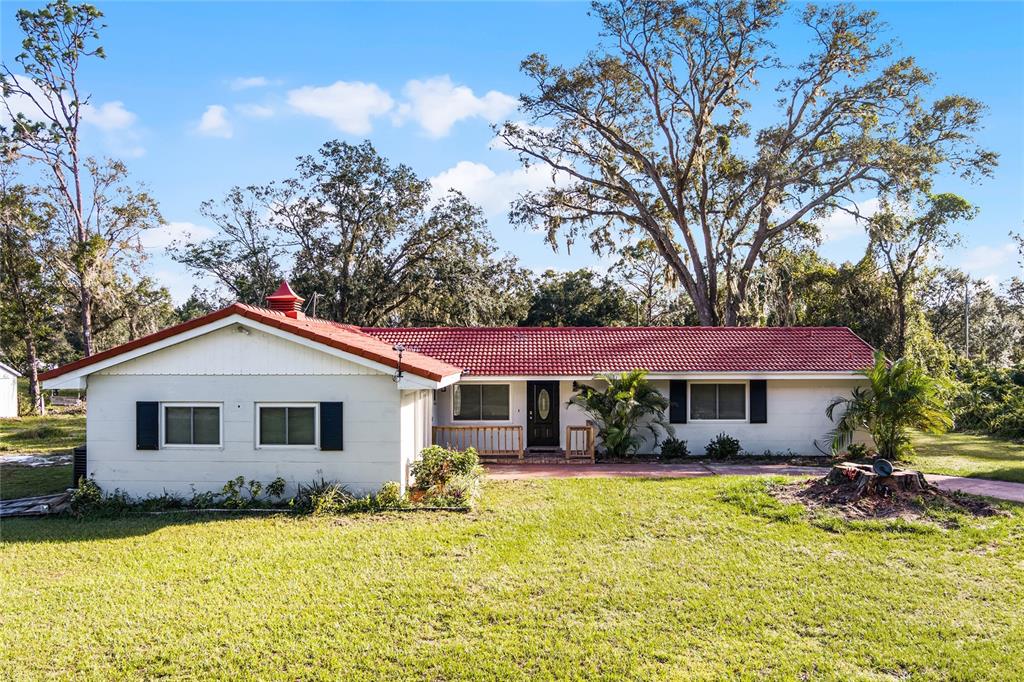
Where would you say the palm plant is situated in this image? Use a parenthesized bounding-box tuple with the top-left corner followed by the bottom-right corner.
(568, 369, 671, 458)
(827, 351, 952, 460)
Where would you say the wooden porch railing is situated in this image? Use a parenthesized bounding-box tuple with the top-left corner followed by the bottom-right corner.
(565, 425, 596, 463)
(432, 425, 524, 462)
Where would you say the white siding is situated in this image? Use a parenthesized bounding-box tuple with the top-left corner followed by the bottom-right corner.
(100, 324, 378, 376)
(83, 324, 413, 498)
(434, 377, 865, 455)
(0, 374, 17, 417)
(400, 389, 433, 490)
(654, 379, 866, 455)
(86, 373, 402, 498)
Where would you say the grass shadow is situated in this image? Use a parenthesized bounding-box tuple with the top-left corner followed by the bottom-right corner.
(0, 509, 296, 545)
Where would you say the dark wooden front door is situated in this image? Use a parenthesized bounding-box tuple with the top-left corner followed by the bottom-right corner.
(526, 381, 559, 447)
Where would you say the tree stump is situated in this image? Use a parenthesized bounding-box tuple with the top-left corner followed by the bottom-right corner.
(824, 463, 932, 501)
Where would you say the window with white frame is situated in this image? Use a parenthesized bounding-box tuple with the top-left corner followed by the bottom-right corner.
(257, 403, 318, 446)
(453, 384, 510, 420)
(163, 403, 222, 446)
(690, 383, 746, 421)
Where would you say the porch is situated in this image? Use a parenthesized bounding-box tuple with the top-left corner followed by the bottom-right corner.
(431, 424, 596, 464)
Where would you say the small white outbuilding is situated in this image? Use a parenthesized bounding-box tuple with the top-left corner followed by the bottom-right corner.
(0, 361, 21, 417)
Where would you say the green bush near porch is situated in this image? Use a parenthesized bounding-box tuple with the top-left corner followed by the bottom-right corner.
(568, 369, 671, 458)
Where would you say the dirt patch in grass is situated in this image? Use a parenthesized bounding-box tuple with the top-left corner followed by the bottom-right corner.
(773, 476, 1005, 526)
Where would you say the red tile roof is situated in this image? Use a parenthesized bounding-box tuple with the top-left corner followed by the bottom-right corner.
(361, 326, 876, 375)
(39, 304, 462, 383)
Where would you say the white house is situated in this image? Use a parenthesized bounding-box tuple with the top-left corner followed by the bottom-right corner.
(368, 326, 875, 457)
(41, 281, 875, 498)
(0, 361, 21, 418)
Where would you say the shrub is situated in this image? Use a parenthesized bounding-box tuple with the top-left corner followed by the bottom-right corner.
(375, 481, 406, 509)
(426, 473, 480, 507)
(188, 488, 217, 509)
(842, 443, 873, 460)
(948, 360, 1024, 440)
(705, 433, 742, 458)
(567, 369, 671, 457)
(410, 445, 483, 508)
(410, 446, 480, 489)
(131, 492, 189, 513)
(69, 477, 103, 516)
(219, 476, 268, 509)
(265, 477, 287, 499)
(660, 437, 690, 459)
(292, 478, 354, 515)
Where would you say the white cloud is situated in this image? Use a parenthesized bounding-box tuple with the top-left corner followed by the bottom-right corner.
(957, 242, 1018, 280)
(818, 198, 881, 242)
(140, 221, 217, 250)
(83, 100, 145, 157)
(0, 74, 48, 124)
(228, 76, 279, 91)
(287, 81, 394, 134)
(430, 160, 559, 217)
(2, 77, 146, 156)
(81, 101, 137, 131)
(151, 268, 204, 304)
(395, 75, 517, 138)
(236, 103, 274, 119)
(197, 105, 233, 138)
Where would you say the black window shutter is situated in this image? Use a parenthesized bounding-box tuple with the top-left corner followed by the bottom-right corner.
(750, 380, 767, 424)
(320, 402, 343, 450)
(73, 445, 88, 485)
(136, 401, 159, 450)
(669, 380, 687, 424)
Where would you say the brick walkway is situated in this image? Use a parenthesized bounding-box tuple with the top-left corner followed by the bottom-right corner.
(485, 462, 1024, 504)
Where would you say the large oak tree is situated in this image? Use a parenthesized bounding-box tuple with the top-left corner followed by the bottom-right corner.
(499, 0, 996, 325)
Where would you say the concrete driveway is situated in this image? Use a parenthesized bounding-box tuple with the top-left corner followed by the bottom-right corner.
(485, 462, 1024, 504)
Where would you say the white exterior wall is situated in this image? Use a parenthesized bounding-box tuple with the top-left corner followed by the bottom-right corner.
(434, 377, 866, 456)
(400, 388, 432, 489)
(83, 325, 417, 498)
(0, 373, 17, 417)
(652, 379, 867, 456)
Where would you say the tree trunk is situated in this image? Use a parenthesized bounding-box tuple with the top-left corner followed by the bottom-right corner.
(723, 299, 740, 327)
(825, 463, 931, 500)
(894, 280, 907, 359)
(24, 336, 44, 416)
(677, 274, 715, 326)
(79, 280, 93, 357)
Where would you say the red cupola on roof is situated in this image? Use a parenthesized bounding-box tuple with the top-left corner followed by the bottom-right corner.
(266, 280, 304, 317)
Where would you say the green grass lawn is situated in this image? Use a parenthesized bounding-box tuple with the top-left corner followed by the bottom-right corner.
(909, 431, 1024, 483)
(0, 414, 85, 455)
(0, 464, 73, 500)
(1, 477, 1021, 680)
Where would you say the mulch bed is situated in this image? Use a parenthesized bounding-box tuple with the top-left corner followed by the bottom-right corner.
(773, 467, 1004, 524)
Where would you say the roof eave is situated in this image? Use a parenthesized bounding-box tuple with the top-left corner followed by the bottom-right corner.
(40, 306, 460, 385)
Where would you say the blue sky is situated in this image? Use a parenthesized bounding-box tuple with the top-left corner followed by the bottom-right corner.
(3, 1, 1022, 302)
